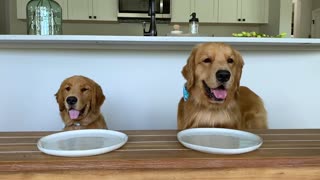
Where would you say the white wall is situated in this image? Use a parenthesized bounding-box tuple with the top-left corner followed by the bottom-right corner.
(260, 0, 280, 35)
(0, 47, 320, 131)
(312, 0, 320, 10)
(0, 0, 7, 34)
(294, 0, 312, 38)
(279, 0, 293, 37)
(5, 0, 261, 36)
(260, 0, 292, 37)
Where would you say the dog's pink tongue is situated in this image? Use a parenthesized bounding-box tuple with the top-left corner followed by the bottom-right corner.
(212, 89, 227, 99)
(69, 110, 80, 119)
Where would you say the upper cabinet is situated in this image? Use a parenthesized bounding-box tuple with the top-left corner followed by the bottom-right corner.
(68, 0, 117, 21)
(17, 0, 29, 19)
(171, 0, 218, 23)
(218, 0, 239, 23)
(17, 0, 268, 24)
(172, 0, 267, 24)
(218, 0, 269, 23)
(17, 0, 117, 21)
(17, 0, 68, 19)
(194, 0, 218, 23)
(241, 0, 268, 23)
(67, 0, 92, 20)
(171, 0, 192, 23)
(92, 0, 117, 21)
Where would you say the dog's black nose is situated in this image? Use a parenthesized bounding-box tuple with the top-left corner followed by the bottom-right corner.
(216, 70, 231, 83)
(66, 96, 77, 105)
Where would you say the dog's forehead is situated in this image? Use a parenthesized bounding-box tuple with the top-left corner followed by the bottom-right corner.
(197, 43, 234, 57)
(64, 77, 92, 87)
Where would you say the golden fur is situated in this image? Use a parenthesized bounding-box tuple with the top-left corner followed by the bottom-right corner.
(178, 43, 267, 130)
(55, 75, 107, 130)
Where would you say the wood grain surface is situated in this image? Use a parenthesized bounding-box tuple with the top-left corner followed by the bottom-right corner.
(0, 129, 319, 179)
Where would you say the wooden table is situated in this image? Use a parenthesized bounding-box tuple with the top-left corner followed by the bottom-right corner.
(0, 129, 319, 180)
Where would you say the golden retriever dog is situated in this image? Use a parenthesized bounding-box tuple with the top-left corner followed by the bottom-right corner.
(55, 75, 107, 130)
(178, 43, 267, 130)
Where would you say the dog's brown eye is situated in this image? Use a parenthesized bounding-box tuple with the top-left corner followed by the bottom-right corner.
(227, 58, 234, 64)
(203, 58, 212, 63)
(65, 87, 71, 91)
(81, 88, 88, 92)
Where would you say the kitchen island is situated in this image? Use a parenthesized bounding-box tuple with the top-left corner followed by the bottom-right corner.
(0, 35, 320, 131)
(2, 35, 320, 50)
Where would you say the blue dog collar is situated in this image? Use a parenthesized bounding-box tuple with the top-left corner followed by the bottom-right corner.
(183, 83, 189, 101)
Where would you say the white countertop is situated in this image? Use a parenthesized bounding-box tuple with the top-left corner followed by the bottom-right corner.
(1, 35, 320, 50)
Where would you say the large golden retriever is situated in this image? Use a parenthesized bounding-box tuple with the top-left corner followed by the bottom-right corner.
(55, 75, 107, 130)
(178, 43, 267, 130)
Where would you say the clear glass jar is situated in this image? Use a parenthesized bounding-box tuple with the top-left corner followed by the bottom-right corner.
(27, 0, 62, 35)
(189, 12, 199, 35)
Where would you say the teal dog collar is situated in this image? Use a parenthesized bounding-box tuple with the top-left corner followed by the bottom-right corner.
(183, 83, 189, 101)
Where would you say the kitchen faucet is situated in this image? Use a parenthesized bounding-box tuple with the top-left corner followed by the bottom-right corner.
(143, 0, 157, 36)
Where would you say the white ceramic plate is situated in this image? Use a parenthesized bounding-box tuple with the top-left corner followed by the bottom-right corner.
(37, 129, 128, 157)
(177, 128, 263, 155)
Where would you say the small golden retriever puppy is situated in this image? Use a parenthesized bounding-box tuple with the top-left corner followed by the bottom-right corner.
(178, 43, 267, 130)
(55, 75, 107, 130)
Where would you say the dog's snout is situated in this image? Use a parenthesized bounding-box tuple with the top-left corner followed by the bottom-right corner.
(216, 70, 231, 83)
(66, 96, 78, 105)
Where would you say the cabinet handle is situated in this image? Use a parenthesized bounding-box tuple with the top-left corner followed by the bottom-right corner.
(242, 19, 245, 21)
(238, 18, 241, 21)
(94, 16, 97, 19)
(89, 16, 92, 19)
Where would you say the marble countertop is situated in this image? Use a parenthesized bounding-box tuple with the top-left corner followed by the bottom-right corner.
(1, 35, 320, 50)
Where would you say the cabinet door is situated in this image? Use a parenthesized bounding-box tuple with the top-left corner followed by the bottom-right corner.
(55, 0, 68, 20)
(171, 0, 192, 23)
(218, 0, 240, 23)
(92, 0, 117, 21)
(68, 0, 92, 20)
(241, 0, 268, 23)
(194, 0, 218, 23)
(17, 0, 30, 19)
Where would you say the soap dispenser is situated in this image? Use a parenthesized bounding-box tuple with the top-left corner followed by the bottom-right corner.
(189, 12, 199, 35)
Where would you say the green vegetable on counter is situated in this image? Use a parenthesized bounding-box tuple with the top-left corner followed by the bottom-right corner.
(232, 31, 287, 38)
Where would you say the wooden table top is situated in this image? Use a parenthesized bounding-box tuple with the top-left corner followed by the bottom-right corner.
(0, 129, 320, 172)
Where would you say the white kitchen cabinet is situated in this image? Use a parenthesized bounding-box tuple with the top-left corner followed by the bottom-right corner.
(218, 0, 239, 23)
(218, 0, 269, 23)
(16, 0, 68, 20)
(242, 0, 268, 23)
(171, 0, 192, 22)
(193, 0, 218, 23)
(17, 0, 29, 19)
(67, 0, 91, 20)
(171, 0, 218, 23)
(68, 0, 117, 21)
(93, 0, 117, 21)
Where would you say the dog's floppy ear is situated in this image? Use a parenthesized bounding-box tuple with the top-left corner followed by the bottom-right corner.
(182, 45, 198, 90)
(55, 83, 65, 112)
(234, 49, 244, 90)
(92, 82, 105, 113)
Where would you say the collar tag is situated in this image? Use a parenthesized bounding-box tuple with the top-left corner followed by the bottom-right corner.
(73, 122, 81, 127)
(183, 83, 189, 101)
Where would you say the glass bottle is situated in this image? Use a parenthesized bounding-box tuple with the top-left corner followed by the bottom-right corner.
(26, 0, 62, 35)
(189, 12, 199, 35)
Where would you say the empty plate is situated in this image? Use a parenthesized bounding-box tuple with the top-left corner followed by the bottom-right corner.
(37, 129, 128, 157)
(177, 128, 263, 154)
